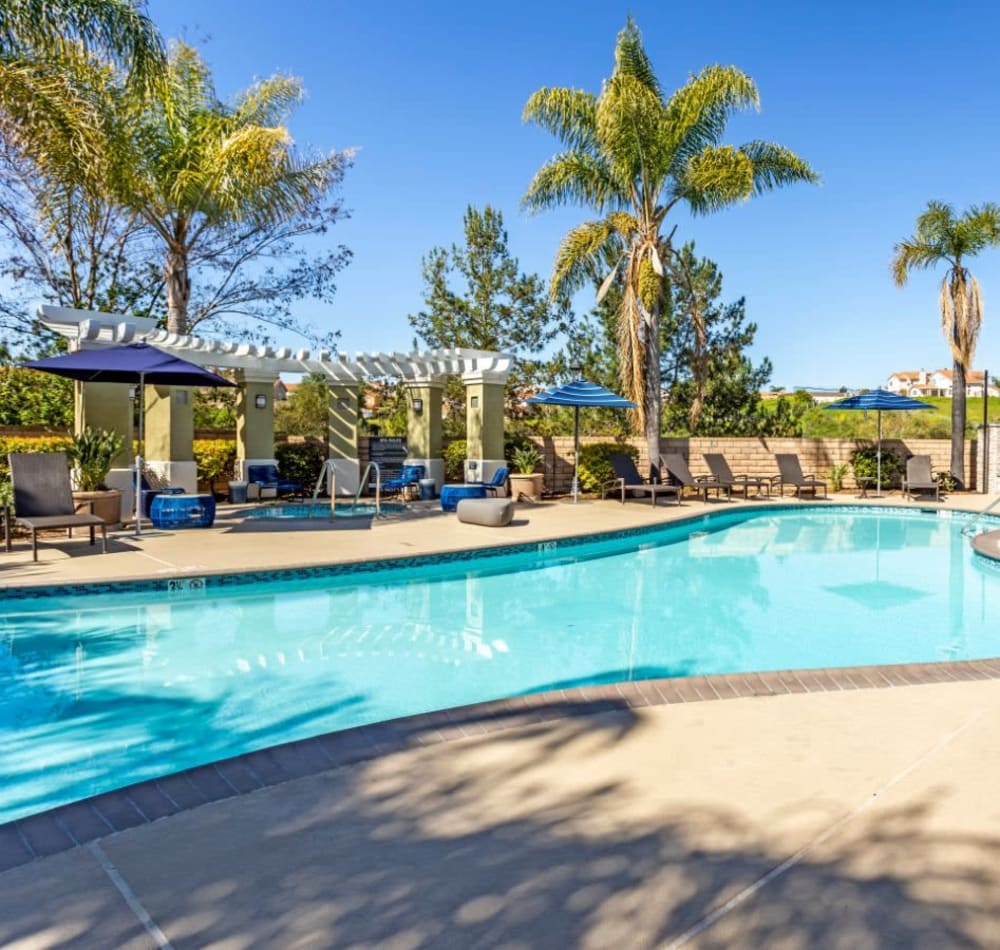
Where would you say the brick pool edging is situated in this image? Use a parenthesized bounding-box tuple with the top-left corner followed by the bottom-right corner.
(3, 656, 1000, 876)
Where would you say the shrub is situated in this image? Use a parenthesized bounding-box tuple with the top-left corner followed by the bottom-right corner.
(828, 463, 849, 492)
(444, 440, 466, 482)
(193, 439, 236, 485)
(67, 427, 124, 491)
(935, 470, 958, 492)
(577, 442, 638, 493)
(850, 444, 904, 489)
(275, 440, 327, 488)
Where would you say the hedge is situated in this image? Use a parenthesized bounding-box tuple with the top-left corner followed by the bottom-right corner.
(577, 442, 638, 493)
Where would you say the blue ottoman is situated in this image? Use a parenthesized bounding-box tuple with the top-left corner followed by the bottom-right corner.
(440, 484, 487, 512)
(150, 493, 216, 528)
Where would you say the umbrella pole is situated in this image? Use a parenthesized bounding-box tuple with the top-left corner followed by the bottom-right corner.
(876, 409, 883, 498)
(572, 406, 580, 503)
(134, 373, 144, 537)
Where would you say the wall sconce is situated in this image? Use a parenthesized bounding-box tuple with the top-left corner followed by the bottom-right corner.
(412, 397, 424, 414)
(173, 389, 188, 405)
(470, 395, 479, 409)
(337, 397, 351, 411)
(254, 393, 268, 409)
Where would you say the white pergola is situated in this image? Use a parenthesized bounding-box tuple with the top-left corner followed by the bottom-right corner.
(38, 305, 514, 381)
(38, 305, 513, 504)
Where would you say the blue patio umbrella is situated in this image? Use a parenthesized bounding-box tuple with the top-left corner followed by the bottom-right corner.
(824, 388, 934, 496)
(23, 343, 237, 535)
(527, 378, 637, 503)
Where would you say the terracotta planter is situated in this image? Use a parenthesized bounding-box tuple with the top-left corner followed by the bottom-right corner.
(509, 472, 544, 502)
(72, 489, 122, 528)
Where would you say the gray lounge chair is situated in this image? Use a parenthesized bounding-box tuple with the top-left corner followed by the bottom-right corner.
(902, 455, 940, 501)
(602, 453, 681, 506)
(6, 452, 108, 561)
(661, 454, 731, 502)
(774, 454, 827, 498)
(703, 454, 771, 498)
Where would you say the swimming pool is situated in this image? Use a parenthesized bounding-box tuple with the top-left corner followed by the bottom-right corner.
(247, 501, 408, 519)
(2, 505, 999, 823)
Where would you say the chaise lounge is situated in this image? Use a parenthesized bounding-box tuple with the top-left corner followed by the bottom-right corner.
(774, 454, 827, 498)
(6, 451, 108, 561)
(660, 454, 731, 502)
(902, 455, 940, 501)
(602, 454, 682, 506)
(703, 453, 771, 498)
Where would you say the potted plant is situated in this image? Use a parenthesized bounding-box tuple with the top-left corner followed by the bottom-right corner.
(508, 445, 544, 502)
(69, 427, 125, 526)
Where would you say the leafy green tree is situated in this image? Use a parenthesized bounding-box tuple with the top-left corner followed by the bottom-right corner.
(0, 364, 73, 427)
(409, 204, 571, 429)
(274, 375, 331, 438)
(523, 17, 817, 465)
(892, 201, 1000, 486)
(661, 244, 771, 434)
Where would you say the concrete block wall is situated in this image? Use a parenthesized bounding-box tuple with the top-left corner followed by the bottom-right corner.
(529, 435, 976, 495)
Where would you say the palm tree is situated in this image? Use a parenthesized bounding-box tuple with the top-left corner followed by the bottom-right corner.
(522, 18, 817, 466)
(892, 201, 1000, 487)
(1, 41, 347, 335)
(0, 0, 163, 85)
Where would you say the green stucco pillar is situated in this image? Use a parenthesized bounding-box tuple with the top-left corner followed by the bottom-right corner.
(326, 382, 359, 496)
(404, 376, 444, 488)
(235, 371, 277, 477)
(462, 371, 508, 483)
(75, 381, 133, 466)
(144, 383, 196, 492)
(75, 379, 134, 520)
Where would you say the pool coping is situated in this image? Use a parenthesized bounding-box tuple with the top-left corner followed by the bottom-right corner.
(2, 500, 993, 598)
(3, 656, 1000, 875)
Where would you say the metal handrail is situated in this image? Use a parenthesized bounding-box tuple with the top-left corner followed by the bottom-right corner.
(312, 459, 338, 502)
(961, 493, 1000, 536)
(355, 461, 381, 516)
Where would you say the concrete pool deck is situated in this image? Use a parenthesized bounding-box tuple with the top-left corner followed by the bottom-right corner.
(2, 489, 997, 590)
(4, 491, 1000, 946)
(2, 677, 1000, 947)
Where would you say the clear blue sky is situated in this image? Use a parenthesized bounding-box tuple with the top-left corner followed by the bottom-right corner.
(148, 0, 1000, 389)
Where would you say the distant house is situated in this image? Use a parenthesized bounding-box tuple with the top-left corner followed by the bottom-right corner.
(273, 379, 300, 402)
(886, 369, 998, 398)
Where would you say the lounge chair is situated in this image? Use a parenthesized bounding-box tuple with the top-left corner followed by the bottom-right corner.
(902, 455, 940, 501)
(6, 452, 108, 561)
(469, 466, 510, 497)
(660, 454, 731, 502)
(602, 453, 681, 506)
(703, 454, 771, 498)
(774, 454, 827, 498)
(382, 464, 425, 499)
(246, 464, 303, 499)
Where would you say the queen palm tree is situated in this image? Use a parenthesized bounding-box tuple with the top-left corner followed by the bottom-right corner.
(1, 41, 347, 334)
(523, 19, 817, 466)
(892, 201, 1000, 488)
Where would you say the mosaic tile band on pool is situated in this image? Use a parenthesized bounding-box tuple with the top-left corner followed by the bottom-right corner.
(2, 505, 1000, 824)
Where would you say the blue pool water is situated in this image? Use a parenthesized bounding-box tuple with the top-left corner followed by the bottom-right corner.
(247, 502, 408, 519)
(2, 505, 1000, 823)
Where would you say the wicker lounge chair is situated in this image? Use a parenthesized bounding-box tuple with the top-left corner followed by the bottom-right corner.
(660, 454, 732, 502)
(703, 454, 771, 498)
(602, 454, 681, 506)
(902, 455, 940, 501)
(6, 451, 108, 561)
(774, 454, 827, 498)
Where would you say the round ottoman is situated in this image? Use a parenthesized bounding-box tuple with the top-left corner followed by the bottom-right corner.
(456, 497, 514, 527)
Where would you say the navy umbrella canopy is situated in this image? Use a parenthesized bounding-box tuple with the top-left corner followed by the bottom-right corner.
(24, 343, 237, 534)
(824, 388, 934, 496)
(527, 378, 636, 502)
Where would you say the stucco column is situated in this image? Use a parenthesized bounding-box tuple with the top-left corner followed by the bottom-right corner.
(462, 370, 508, 483)
(404, 376, 444, 489)
(327, 383, 359, 496)
(75, 380, 135, 519)
(235, 370, 277, 479)
(144, 384, 196, 492)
